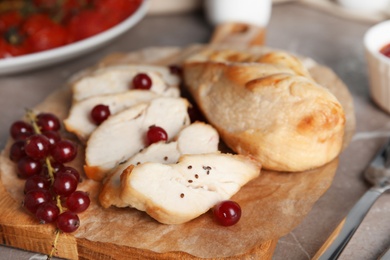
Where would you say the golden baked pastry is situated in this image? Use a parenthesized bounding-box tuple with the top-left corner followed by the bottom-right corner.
(183, 49, 346, 172)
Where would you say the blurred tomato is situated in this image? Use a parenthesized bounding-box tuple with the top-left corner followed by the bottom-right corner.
(0, 0, 142, 58)
(27, 24, 69, 52)
(33, 0, 57, 8)
(63, 0, 86, 10)
(22, 14, 56, 36)
(0, 38, 31, 58)
(95, 0, 141, 20)
(59, 0, 87, 24)
(0, 11, 23, 33)
(67, 10, 111, 41)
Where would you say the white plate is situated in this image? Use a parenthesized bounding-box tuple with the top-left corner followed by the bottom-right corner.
(0, 0, 149, 76)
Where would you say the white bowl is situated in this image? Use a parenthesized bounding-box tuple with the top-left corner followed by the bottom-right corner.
(337, 0, 389, 12)
(364, 20, 390, 114)
(0, 0, 149, 76)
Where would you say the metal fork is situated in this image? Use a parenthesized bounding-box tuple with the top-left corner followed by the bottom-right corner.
(313, 139, 390, 260)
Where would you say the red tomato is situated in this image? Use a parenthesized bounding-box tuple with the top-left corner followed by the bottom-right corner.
(33, 0, 57, 9)
(0, 0, 140, 59)
(21, 14, 56, 36)
(63, 0, 85, 10)
(95, 0, 141, 12)
(0, 38, 31, 58)
(60, 0, 92, 24)
(67, 10, 111, 41)
(95, 0, 141, 20)
(0, 11, 23, 33)
(27, 24, 69, 52)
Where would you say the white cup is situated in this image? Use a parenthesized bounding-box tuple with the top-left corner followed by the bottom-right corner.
(204, 0, 272, 27)
(364, 20, 390, 114)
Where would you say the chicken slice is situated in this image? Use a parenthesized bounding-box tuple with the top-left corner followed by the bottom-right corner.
(84, 97, 190, 181)
(99, 122, 220, 208)
(120, 153, 260, 224)
(64, 91, 158, 142)
(100, 142, 180, 208)
(72, 65, 180, 101)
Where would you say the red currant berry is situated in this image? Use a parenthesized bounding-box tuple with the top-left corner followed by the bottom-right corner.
(14, 132, 33, 140)
(168, 64, 182, 76)
(24, 134, 51, 160)
(51, 140, 77, 163)
(66, 191, 90, 213)
(52, 172, 78, 196)
(42, 130, 61, 149)
(91, 104, 111, 125)
(24, 174, 51, 193)
(36, 202, 60, 224)
(36, 113, 61, 132)
(23, 190, 51, 214)
(213, 200, 241, 226)
(9, 140, 26, 162)
(17, 157, 43, 178)
(10, 121, 33, 139)
(57, 211, 80, 233)
(132, 73, 152, 90)
(57, 166, 81, 183)
(146, 125, 168, 145)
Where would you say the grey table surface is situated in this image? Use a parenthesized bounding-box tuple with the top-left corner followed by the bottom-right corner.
(1, 2, 390, 260)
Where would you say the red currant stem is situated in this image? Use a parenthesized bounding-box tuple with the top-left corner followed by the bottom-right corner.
(45, 157, 55, 185)
(47, 160, 64, 214)
(56, 195, 63, 213)
(25, 109, 42, 134)
(48, 229, 61, 259)
(45, 158, 63, 212)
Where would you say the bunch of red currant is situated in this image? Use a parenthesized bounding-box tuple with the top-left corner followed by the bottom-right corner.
(9, 110, 90, 235)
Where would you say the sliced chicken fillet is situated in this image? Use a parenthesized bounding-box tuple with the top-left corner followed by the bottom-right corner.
(72, 65, 180, 101)
(176, 122, 220, 155)
(99, 122, 219, 208)
(120, 153, 260, 224)
(64, 91, 158, 142)
(100, 142, 180, 208)
(84, 97, 190, 181)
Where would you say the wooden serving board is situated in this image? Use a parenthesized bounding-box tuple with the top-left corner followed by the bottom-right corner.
(0, 42, 355, 259)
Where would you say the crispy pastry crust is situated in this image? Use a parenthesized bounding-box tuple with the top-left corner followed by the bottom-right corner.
(184, 49, 345, 172)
